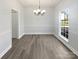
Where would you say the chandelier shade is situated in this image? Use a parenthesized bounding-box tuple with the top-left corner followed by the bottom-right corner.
(41, 10, 46, 15)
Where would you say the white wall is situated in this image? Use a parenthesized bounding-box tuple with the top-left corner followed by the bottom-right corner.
(23, 7, 54, 34)
(54, 0, 78, 55)
(0, 0, 24, 58)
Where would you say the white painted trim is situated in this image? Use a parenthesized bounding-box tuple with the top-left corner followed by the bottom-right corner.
(18, 33, 25, 39)
(24, 33, 54, 35)
(0, 45, 12, 59)
(59, 34, 69, 42)
(54, 34, 78, 56)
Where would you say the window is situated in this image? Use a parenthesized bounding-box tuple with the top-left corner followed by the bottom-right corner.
(59, 11, 69, 42)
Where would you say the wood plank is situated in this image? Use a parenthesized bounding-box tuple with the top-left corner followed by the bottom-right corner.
(2, 35, 78, 59)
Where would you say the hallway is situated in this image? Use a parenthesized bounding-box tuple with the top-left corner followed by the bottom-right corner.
(2, 35, 77, 59)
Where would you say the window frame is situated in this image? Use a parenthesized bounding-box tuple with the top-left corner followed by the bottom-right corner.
(59, 11, 69, 42)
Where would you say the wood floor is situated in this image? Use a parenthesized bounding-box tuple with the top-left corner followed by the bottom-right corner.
(2, 35, 78, 59)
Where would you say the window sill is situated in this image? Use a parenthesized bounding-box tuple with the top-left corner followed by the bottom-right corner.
(59, 35, 69, 42)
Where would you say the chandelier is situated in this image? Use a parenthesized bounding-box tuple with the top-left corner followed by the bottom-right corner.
(33, 0, 46, 15)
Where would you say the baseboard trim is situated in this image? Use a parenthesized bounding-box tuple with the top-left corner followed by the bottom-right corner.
(18, 33, 54, 39)
(0, 45, 12, 59)
(24, 33, 54, 35)
(54, 34, 78, 56)
(18, 33, 25, 39)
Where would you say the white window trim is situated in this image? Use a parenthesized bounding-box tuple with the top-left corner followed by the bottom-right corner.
(59, 34, 69, 42)
(59, 12, 69, 42)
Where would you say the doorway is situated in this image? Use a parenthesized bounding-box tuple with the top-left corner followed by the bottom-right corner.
(11, 9, 19, 39)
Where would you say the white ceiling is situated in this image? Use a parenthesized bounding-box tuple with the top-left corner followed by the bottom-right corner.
(18, 0, 62, 7)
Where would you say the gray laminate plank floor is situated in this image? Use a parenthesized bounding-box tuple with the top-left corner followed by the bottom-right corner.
(2, 35, 78, 59)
